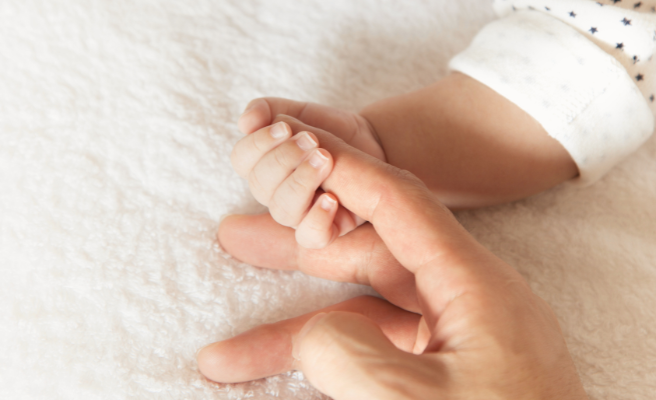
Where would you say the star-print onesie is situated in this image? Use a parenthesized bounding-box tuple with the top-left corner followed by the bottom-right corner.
(450, 0, 656, 184)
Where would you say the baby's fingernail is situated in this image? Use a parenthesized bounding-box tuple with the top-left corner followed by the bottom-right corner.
(270, 122, 288, 139)
(320, 195, 337, 211)
(295, 132, 317, 151)
(308, 150, 329, 169)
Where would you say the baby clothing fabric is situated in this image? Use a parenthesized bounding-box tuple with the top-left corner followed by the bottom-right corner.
(450, 0, 656, 184)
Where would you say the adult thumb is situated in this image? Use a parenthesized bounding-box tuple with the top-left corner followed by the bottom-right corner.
(292, 312, 435, 400)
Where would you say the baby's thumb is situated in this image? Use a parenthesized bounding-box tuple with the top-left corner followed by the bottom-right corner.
(292, 312, 423, 400)
(296, 193, 362, 250)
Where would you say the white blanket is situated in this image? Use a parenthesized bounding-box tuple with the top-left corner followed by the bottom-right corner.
(1, 1, 655, 399)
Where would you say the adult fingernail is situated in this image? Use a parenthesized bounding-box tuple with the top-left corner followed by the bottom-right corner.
(292, 312, 328, 362)
(270, 122, 288, 139)
(295, 132, 318, 151)
(320, 195, 337, 211)
(308, 150, 329, 169)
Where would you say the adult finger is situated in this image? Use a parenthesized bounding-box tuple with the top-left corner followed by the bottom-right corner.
(265, 116, 589, 399)
(219, 213, 418, 312)
(271, 114, 479, 265)
(197, 295, 420, 383)
(270, 115, 526, 330)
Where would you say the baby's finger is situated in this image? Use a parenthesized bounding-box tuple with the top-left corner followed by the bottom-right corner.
(269, 149, 333, 228)
(295, 193, 340, 249)
(238, 98, 306, 135)
(231, 121, 292, 178)
(249, 131, 320, 206)
(333, 203, 362, 238)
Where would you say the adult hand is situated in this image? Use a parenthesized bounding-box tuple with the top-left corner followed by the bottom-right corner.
(198, 117, 587, 399)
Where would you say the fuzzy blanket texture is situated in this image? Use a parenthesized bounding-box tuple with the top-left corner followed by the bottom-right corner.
(1, 1, 655, 399)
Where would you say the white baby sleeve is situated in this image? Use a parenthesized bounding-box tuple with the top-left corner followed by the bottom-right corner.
(449, 9, 654, 185)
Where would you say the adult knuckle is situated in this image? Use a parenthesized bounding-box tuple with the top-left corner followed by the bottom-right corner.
(368, 166, 430, 222)
(389, 167, 424, 188)
(380, 168, 427, 202)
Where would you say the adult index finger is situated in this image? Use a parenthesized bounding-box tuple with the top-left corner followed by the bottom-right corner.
(273, 115, 528, 331)
(218, 213, 418, 313)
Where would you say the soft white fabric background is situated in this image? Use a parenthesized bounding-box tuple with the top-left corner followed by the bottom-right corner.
(0, 1, 655, 399)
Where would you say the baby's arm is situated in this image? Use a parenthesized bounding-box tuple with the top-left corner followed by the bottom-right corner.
(231, 2, 656, 250)
(360, 72, 578, 209)
(238, 4, 656, 212)
(230, 73, 573, 251)
(231, 73, 578, 249)
(238, 72, 577, 211)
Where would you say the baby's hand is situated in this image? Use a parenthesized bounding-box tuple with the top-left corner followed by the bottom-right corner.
(231, 121, 356, 249)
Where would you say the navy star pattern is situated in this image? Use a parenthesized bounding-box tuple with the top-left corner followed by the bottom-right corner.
(501, 0, 656, 106)
(490, 0, 656, 181)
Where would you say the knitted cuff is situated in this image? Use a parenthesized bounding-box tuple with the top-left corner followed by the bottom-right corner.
(450, 10, 653, 185)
